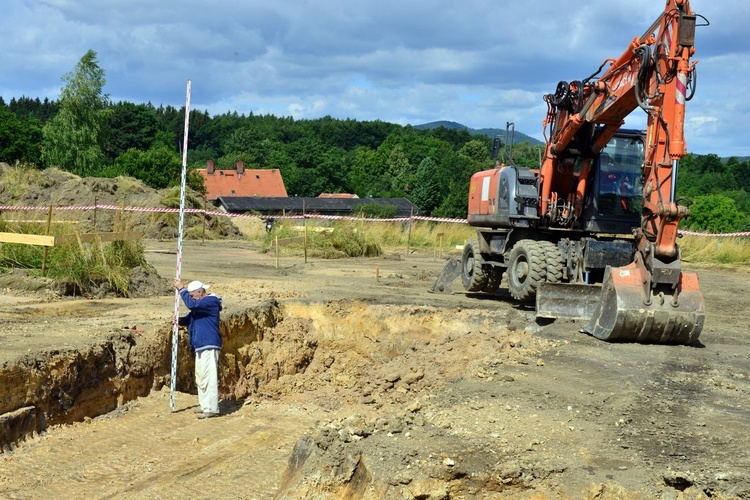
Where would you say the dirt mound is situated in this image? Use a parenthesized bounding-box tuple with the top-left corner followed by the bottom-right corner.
(0, 163, 245, 298)
(0, 162, 242, 240)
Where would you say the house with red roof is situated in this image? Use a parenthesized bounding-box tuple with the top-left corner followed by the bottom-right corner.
(197, 161, 288, 201)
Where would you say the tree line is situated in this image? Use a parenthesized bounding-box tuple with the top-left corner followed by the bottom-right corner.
(0, 50, 748, 231)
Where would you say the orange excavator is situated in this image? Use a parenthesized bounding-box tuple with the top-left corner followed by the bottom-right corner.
(432, 0, 707, 344)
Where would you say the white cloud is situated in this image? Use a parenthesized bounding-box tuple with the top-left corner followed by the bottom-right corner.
(1, 0, 748, 156)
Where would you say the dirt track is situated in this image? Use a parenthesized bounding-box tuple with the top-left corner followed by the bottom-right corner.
(0, 239, 749, 499)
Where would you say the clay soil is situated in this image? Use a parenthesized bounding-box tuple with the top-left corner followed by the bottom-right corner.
(0, 238, 749, 499)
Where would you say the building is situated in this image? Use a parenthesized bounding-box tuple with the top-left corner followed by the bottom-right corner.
(216, 196, 419, 218)
(197, 161, 288, 201)
(201, 160, 419, 218)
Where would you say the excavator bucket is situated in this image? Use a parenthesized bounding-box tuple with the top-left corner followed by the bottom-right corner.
(536, 282, 602, 320)
(429, 258, 461, 294)
(582, 264, 705, 345)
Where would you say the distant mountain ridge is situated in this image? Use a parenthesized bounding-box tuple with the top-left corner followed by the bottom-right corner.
(414, 120, 544, 146)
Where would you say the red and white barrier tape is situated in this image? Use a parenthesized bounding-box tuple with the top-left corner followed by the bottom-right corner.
(0, 204, 746, 236)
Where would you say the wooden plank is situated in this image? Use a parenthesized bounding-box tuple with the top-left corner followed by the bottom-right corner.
(274, 236, 305, 247)
(2, 220, 80, 224)
(54, 231, 144, 245)
(0, 232, 56, 247)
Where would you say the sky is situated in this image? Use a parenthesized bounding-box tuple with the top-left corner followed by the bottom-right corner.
(1, 0, 748, 157)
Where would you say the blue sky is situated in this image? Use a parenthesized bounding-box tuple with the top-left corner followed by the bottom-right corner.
(2, 0, 748, 156)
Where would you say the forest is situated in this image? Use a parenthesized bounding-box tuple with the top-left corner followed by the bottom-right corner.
(1, 50, 748, 232)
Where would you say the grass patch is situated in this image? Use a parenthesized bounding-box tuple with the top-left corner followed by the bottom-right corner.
(255, 219, 475, 259)
(680, 234, 750, 265)
(0, 217, 149, 296)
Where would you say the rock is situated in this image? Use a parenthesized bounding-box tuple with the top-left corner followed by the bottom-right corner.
(663, 471, 696, 491)
(402, 370, 424, 385)
(406, 400, 423, 413)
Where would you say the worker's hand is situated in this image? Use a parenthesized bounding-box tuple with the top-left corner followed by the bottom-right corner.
(174, 279, 184, 290)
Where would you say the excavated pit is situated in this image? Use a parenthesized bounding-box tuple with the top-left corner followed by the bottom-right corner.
(0, 297, 552, 496)
(2, 267, 749, 499)
(0, 299, 282, 451)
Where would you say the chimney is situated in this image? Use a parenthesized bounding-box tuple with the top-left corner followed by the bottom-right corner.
(236, 160, 244, 174)
(206, 160, 215, 175)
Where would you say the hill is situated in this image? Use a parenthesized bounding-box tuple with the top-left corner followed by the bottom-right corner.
(414, 120, 544, 146)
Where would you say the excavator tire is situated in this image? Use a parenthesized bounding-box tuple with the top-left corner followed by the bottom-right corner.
(461, 239, 489, 292)
(583, 263, 705, 345)
(539, 241, 564, 283)
(507, 239, 547, 302)
(482, 266, 503, 293)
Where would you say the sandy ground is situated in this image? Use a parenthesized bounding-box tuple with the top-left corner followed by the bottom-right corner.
(0, 239, 749, 499)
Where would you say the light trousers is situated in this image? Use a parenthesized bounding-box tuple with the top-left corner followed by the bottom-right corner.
(195, 349, 220, 413)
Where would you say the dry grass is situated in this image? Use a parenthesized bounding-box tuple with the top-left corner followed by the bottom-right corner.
(0, 213, 148, 294)
(680, 234, 750, 266)
(238, 218, 749, 266)
(241, 218, 474, 258)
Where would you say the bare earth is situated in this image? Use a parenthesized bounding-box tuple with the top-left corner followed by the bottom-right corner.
(0, 239, 748, 499)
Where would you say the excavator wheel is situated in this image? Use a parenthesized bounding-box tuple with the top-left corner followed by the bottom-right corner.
(482, 266, 503, 293)
(507, 239, 547, 302)
(461, 239, 489, 292)
(539, 241, 564, 283)
(583, 263, 705, 345)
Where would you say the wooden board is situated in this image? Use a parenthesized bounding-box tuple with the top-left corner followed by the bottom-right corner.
(274, 236, 305, 246)
(54, 232, 144, 245)
(0, 231, 143, 247)
(0, 232, 56, 247)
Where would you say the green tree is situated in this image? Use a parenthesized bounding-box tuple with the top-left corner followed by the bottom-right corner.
(347, 146, 382, 197)
(42, 50, 111, 175)
(0, 107, 43, 165)
(104, 101, 160, 160)
(509, 141, 543, 168)
(113, 145, 182, 189)
(411, 157, 444, 215)
(388, 145, 412, 195)
(687, 194, 746, 233)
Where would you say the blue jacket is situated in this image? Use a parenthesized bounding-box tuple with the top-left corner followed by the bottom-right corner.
(178, 289, 223, 352)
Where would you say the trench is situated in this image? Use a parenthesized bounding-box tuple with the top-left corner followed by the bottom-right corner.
(0, 297, 551, 496)
(0, 299, 283, 452)
(0, 298, 520, 451)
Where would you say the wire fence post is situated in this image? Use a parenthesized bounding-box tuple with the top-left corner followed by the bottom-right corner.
(406, 206, 414, 255)
(275, 235, 279, 268)
(202, 195, 207, 244)
(303, 199, 307, 263)
(41, 205, 54, 277)
(170, 79, 191, 412)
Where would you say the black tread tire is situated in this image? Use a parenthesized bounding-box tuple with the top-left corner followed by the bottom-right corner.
(482, 266, 503, 293)
(461, 239, 489, 292)
(507, 240, 547, 302)
(540, 241, 564, 283)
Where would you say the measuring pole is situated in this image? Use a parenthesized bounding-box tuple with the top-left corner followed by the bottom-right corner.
(170, 80, 192, 412)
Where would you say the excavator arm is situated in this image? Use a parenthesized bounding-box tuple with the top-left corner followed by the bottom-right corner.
(539, 0, 705, 343)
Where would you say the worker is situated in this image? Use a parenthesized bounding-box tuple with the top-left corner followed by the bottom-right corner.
(174, 278, 223, 419)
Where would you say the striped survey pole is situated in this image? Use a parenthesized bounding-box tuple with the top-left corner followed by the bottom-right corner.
(170, 80, 192, 412)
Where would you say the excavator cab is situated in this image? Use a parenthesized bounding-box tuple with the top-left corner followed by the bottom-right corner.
(580, 130, 644, 234)
(595, 137, 642, 217)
